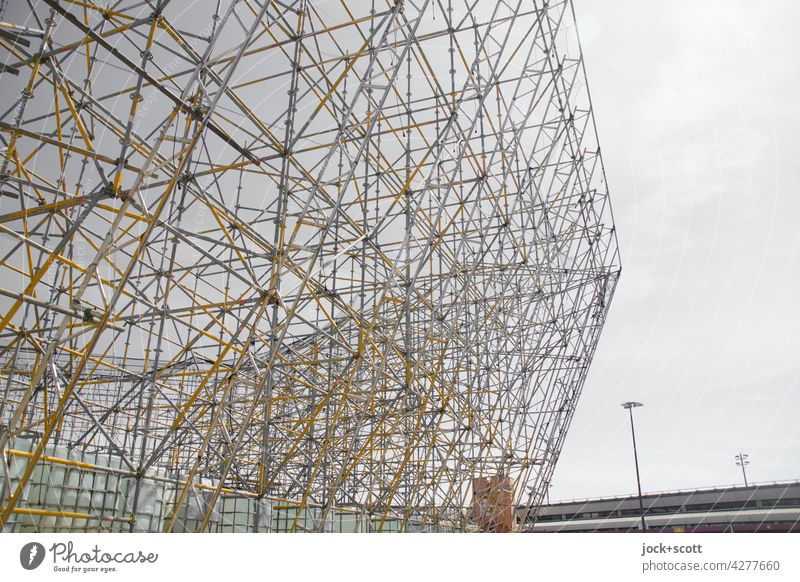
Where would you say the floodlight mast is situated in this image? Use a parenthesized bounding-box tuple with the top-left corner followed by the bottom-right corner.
(735, 452, 750, 487)
(621, 402, 646, 531)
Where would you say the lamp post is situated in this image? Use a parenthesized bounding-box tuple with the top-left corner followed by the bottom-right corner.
(735, 452, 750, 487)
(621, 401, 646, 531)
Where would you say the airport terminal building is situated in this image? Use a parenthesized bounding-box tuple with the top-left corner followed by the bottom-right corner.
(525, 481, 800, 532)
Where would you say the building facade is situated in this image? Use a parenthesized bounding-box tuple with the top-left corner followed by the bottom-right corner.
(524, 481, 800, 532)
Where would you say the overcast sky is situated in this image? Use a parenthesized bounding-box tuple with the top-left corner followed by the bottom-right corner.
(553, 0, 800, 501)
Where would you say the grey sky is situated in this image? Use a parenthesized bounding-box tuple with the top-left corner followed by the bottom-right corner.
(554, 0, 800, 501)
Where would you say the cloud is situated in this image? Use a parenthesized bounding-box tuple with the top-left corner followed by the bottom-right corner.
(557, 0, 800, 499)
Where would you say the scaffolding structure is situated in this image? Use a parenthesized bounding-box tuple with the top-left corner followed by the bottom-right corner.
(0, 0, 620, 532)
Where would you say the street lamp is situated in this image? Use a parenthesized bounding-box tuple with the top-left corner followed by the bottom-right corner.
(621, 401, 646, 531)
(735, 452, 750, 487)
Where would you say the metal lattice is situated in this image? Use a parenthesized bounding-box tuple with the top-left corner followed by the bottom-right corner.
(0, 0, 619, 532)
